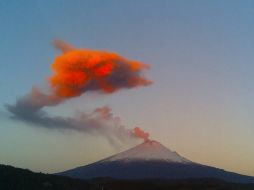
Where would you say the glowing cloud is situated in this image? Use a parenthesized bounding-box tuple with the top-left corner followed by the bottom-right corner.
(5, 40, 152, 145)
(50, 39, 151, 99)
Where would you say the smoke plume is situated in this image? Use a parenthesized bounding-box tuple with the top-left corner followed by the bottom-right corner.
(133, 127, 150, 142)
(5, 40, 151, 145)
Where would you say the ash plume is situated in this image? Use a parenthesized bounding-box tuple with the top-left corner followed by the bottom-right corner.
(133, 127, 150, 141)
(5, 40, 151, 145)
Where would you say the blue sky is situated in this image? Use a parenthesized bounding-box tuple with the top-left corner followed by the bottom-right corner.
(0, 0, 254, 176)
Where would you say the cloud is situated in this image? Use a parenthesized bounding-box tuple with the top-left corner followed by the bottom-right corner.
(49, 39, 151, 99)
(6, 102, 136, 145)
(5, 40, 151, 146)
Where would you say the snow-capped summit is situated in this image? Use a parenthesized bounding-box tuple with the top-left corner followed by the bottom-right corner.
(58, 140, 254, 183)
(104, 140, 191, 163)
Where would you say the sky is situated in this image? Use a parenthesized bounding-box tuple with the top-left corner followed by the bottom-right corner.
(0, 0, 254, 176)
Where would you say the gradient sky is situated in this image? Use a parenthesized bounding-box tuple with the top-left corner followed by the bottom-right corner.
(0, 0, 254, 176)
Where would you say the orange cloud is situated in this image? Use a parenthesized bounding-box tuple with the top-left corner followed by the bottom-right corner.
(6, 39, 152, 145)
(49, 40, 152, 98)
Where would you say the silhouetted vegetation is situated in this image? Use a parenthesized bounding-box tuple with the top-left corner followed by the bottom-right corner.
(0, 164, 89, 190)
(1, 164, 254, 190)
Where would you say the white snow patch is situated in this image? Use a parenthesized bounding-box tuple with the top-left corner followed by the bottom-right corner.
(103, 140, 191, 163)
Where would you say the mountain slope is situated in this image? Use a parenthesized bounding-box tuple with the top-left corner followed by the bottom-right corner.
(58, 140, 254, 183)
(2, 164, 254, 190)
(103, 140, 191, 163)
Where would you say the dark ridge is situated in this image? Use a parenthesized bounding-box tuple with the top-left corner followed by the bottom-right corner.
(0, 164, 90, 190)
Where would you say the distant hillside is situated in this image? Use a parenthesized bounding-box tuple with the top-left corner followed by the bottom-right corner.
(1, 164, 254, 190)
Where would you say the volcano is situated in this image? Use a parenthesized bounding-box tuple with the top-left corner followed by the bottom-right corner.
(58, 140, 254, 183)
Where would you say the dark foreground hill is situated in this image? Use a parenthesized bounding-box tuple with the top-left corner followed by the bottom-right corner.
(0, 164, 89, 190)
(1, 164, 254, 190)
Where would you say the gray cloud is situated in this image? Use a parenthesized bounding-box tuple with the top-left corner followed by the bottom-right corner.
(5, 95, 136, 146)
